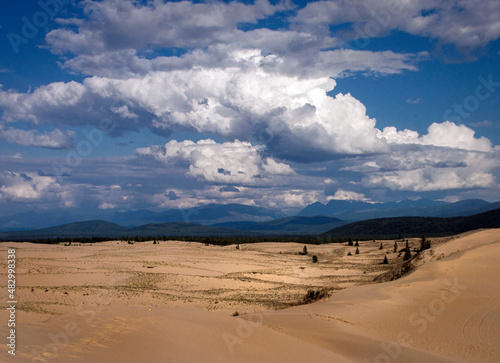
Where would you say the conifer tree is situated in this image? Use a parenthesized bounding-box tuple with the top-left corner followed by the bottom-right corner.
(403, 241, 412, 261)
(420, 235, 431, 252)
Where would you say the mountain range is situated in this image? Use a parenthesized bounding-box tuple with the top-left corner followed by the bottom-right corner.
(213, 215, 346, 235)
(0, 203, 286, 231)
(297, 198, 500, 220)
(2, 207, 499, 242)
(0, 199, 499, 235)
(0, 220, 247, 241)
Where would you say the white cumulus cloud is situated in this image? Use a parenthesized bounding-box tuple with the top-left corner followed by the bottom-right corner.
(377, 121, 492, 152)
(0, 126, 74, 149)
(327, 189, 375, 202)
(294, 0, 500, 50)
(136, 139, 294, 185)
(0, 55, 390, 159)
(360, 147, 499, 191)
(0, 172, 62, 201)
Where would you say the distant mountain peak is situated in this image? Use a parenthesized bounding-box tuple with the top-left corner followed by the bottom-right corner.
(297, 198, 493, 220)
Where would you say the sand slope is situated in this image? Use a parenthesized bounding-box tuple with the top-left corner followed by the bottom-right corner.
(1, 229, 499, 362)
(245, 229, 500, 362)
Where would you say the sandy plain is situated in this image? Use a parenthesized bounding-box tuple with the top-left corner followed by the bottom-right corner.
(0, 229, 499, 362)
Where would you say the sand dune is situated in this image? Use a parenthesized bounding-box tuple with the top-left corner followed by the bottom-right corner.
(244, 229, 500, 362)
(1, 230, 499, 362)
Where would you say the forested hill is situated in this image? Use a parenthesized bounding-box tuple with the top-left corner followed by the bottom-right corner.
(322, 208, 500, 239)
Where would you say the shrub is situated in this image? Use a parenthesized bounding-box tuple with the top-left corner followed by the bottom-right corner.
(379, 243, 383, 250)
(355, 247, 360, 255)
(232, 311, 240, 317)
(354, 240, 359, 247)
(302, 289, 330, 304)
(312, 255, 318, 263)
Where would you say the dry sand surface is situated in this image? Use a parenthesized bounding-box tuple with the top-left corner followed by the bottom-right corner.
(0, 230, 499, 362)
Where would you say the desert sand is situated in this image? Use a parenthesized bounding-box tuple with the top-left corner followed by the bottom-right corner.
(0, 229, 499, 362)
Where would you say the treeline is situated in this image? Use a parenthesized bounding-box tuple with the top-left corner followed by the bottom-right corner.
(6, 236, 115, 244)
(2, 234, 352, 245)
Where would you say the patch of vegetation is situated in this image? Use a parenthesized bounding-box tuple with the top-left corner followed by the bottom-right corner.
(17, 302, 60, 315)
(375, 258, 415, 283)
(302, 289, 330, 304)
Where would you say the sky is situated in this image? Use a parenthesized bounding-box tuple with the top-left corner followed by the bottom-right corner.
(0, 0, 500, 219)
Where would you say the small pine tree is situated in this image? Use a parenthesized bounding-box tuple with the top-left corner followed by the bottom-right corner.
(382, 255, 389, 264)
(419, 235, 431, 252)
(347, 251, 352, 256)
(303, 245, 308, 255)
(348, 238, 353, 247)
(379, 243, 383, 250)
(355, 240, 359, 247)
(355, 247, 360, 255)
(312, 255, 318, 263)
(236, 244, 240, 250)
(393, 241, 398, 253)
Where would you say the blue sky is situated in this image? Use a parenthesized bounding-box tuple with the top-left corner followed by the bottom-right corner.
(0, 0, 499, 219)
